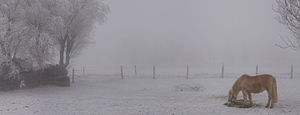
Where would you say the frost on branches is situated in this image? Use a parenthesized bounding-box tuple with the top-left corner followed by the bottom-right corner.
(0, 0, 109, 80)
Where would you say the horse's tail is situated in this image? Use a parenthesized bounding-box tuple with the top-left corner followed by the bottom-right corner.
(272, 77, 278, 103)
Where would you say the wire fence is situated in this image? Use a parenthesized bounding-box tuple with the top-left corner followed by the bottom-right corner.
(68, 67, 85, 83)
(70, 64, 300, 81)
(0, 64, 294, 91)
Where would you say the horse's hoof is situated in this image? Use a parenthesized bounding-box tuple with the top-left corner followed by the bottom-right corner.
(265, 106, 269, 108)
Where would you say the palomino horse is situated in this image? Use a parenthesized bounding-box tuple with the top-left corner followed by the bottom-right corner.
(228, 74, 278, 108)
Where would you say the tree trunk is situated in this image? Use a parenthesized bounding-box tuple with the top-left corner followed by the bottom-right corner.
(59, 46, 65, 66)
(64, 39, 73, 68)
(65, 52, 70, 68)
(64, 46, 71, 68)
(59, 40, 66, 66)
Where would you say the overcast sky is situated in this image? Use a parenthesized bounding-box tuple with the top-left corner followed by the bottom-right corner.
(74, 0, 300, 74)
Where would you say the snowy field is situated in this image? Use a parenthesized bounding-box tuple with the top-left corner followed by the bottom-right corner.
(0, 74, 300, 115)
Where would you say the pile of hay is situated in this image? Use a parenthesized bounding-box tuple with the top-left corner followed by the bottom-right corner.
(224, 100, 253, 108)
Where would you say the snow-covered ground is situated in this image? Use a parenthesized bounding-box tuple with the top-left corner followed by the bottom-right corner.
(0, 74, 299, 115)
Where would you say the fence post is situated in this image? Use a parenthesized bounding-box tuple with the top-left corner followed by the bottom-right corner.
(153, 65, 155, 79)
(134, 65, 137, 76)
(291, 64, 293, 79)
(82, 66, 85, 76)
(72, 68, 75, 83)
(256, 64, 258, 75)
(221, 64, 224, 79)
(121, 65, 124, 80)
(186, 64, 189, 79)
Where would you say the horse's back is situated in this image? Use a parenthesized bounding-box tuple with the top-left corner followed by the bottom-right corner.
(256, 74, 276, 82)
(254, 74, 277, 91)
(237, 74, 276, 93)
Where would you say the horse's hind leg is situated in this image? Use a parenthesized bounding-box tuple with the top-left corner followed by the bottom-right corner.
(270, 101, 274, 108)
(270, 94, 274, 108)
(265, 92, 271, 108)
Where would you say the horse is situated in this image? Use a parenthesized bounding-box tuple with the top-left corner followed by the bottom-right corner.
(228, 74, 278, 108)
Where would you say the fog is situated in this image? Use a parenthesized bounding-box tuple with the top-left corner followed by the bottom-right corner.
(74, 0, 300, 74)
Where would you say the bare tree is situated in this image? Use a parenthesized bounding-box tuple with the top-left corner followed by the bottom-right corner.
(275, 0, 300, 50)
(45, 0, 109, 68)
(63, 0, 109, 67)
(21, 0, 109, 68)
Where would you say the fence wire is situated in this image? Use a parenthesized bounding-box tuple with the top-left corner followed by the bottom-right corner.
(70, 64, 300, 80)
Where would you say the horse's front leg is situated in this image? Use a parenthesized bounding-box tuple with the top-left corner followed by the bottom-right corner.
(247, 92, 252, 106)
(242, 90, 248, 102)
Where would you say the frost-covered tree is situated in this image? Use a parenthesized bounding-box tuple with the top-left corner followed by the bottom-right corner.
(0, 0, 109, 79)
(0, 0, 28, 61)
(275, 0, 300, 49)
(35, 0, 109, 68)
(57, 0, 109, 68)
(23, 0, 56, 68)
(0, 0, 30, 79)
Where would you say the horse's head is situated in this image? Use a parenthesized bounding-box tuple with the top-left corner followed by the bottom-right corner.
(228, 89, 237, 102)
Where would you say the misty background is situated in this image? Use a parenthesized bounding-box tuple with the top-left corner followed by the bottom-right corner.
(74, 0, 300, 74)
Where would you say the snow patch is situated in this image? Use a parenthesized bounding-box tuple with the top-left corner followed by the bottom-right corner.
(174, 84, 204, 92)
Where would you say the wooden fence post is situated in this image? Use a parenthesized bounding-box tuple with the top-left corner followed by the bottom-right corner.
(153, 65, 155, 79)
(121, 65, 124, 80)
(186, 64, 189, 79)
(221, 64, 224, 79)
(82, 66, 85, 76)
(72, 68, 75, 83)
(291, 64, 293, 79)
(134, 65, 137, 76)
(256, 64, 258, 75)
